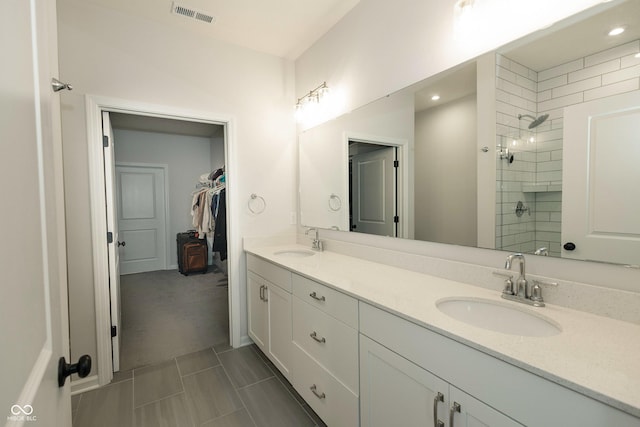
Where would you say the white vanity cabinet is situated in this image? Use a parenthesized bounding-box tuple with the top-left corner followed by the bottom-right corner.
(360, 334, 521, 427)
(360, 302, 639, 427)
(290, 274, 359, 427)
(246, 254, 293, 380)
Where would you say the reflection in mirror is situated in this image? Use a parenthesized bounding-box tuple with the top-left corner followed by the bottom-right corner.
(298, 0, 640, 266)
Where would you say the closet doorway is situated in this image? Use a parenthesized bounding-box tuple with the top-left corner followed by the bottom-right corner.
(108, 112, 230, 371)
(86, 96, 237, 384)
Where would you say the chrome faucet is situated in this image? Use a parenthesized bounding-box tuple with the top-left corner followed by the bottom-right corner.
(305, 227, 324, 252)
(505, 253, 528, 299)
(494, 253, 558, 307)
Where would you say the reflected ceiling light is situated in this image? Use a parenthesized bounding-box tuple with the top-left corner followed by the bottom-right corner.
(635, 52, 640, 58)
(608, 27, 625, 36)
(431, 95, 441, 101)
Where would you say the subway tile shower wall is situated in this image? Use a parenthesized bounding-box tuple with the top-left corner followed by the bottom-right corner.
(495, 40, 640, 257)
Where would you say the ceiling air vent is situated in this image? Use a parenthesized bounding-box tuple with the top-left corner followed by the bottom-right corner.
(171, 2, 215, 24)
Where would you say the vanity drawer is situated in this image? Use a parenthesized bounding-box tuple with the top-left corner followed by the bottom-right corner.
(247, 254, 292, 292)
(292, 344, 359, 427)
(292, 273, 358, 328)
(292, 296, 358, 394)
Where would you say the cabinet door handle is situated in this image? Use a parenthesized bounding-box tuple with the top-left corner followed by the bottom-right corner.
(310, 331, 326, 343)
(259, 285, 264, 301)
(309, 291, 326, 302)
(433, 392, 444, 427)
(263, 285, 268, 302)
(449, 402, 461, 427)
(310, 384, 326, 399)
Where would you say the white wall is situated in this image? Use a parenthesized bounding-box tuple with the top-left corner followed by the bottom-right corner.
(113, 129, 216, 268)
(414, 94, 477, 245)
(295, 0, 604, 125)
(294, 0, 640, 294)
(58, 0, 296, 373)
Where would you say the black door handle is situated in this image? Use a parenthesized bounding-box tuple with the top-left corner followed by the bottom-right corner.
(58, 355, 91, 387)
(563, 242, 576, 251)
(118, 241, 126, 247)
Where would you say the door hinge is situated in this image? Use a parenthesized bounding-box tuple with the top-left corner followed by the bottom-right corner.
(393, 160, 399, 168)
(107, 231, 113, 244)
(103, 135, 109, 148)
(111, 326, 117, 337)
(394, 215, 399, 223)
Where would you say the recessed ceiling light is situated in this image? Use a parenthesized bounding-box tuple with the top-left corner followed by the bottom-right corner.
(431, 95, 440, 101)
(608, 27, 625, 36)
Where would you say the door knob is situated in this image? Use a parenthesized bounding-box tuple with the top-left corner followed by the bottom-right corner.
(117, 241, 126, 247)
(51, 78, 73, 92)
(563, 242, 576, 251)
(58, 355, 91, 387)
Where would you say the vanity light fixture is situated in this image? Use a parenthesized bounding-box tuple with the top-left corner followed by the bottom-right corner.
(295, 82, 329, 121)
(608, 26, 625, 36)
(431, 95, 441, 101)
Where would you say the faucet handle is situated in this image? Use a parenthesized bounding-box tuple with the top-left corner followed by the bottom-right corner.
(531, 279, 558, 287)
(493, 270, 515, 295)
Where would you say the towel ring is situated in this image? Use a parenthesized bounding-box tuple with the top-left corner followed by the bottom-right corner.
(328, 194, 342, 211)
(248, 193, 266, 214)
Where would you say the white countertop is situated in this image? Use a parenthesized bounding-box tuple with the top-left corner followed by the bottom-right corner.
(245, 244, 640, 418)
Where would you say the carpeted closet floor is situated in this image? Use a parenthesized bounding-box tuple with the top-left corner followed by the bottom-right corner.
(119, 267, 229, 371)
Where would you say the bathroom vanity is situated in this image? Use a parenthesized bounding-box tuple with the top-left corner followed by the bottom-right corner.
(245, 244, 640, 427)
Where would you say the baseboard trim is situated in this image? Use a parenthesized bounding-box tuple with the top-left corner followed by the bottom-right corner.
(71, 374, 100, 395)
(239, 335, 253, 347)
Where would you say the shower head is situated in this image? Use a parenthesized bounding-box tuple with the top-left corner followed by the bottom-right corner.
(518, 113, 549, 129)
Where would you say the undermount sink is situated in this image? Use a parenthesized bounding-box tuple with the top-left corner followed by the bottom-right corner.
(273, 249, 316, 258)
(436, 297, 561, 337)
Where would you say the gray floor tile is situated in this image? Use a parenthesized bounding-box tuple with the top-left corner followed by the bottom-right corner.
(134, 393, 194, 427)
(182, 366, 244, 425)
(252, 346, 306, 406)
(113, 369, 133, 384)
(238, 378, 315, 427)
(73, 379, 133, 427)
(177, 348, 220, 376)
(213, 341, 232, 354)
(134, 360, 184, 407)
(201, 409, 256, 427)
(218, 346, 273, 388)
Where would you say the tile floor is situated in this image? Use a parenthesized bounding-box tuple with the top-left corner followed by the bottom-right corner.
(72, 345, 326, 427)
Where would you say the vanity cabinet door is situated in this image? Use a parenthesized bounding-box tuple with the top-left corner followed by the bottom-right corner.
(266, 282, 292, 380)
(360, 335, 449, 427)
(247, 272, 268, 351)
(448, 386, 523, 427)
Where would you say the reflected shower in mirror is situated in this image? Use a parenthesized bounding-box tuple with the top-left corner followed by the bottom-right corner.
(298, 0, 640, 266)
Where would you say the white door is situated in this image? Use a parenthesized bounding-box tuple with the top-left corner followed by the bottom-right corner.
(1, 0, 73, 425)
(116, 165, 167, 274)
(562, 90, 640, 265)
(102, 112, 122, 372)
(351, 147, 397, 236)
(360, 335, 449, 427)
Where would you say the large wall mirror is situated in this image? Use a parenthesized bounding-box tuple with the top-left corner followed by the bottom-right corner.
(299, 0, 640, 266)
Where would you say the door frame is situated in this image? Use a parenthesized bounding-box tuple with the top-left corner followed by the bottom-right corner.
(85, 95, 239, 387)
(115, 162, 171, 273)
(344, 132, 410, 239)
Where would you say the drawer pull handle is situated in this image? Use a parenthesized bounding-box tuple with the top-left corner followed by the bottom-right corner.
(310, 331, 326, 343)
(259, 285, 264, 301)
(433, 391, 444, 427)
(449, 402, 461, 427)
(310, 384, 326, 399)
(309, 292, 326, 302)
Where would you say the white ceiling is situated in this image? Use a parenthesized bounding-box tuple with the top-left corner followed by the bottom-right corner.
(83, 0, 360, 59)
